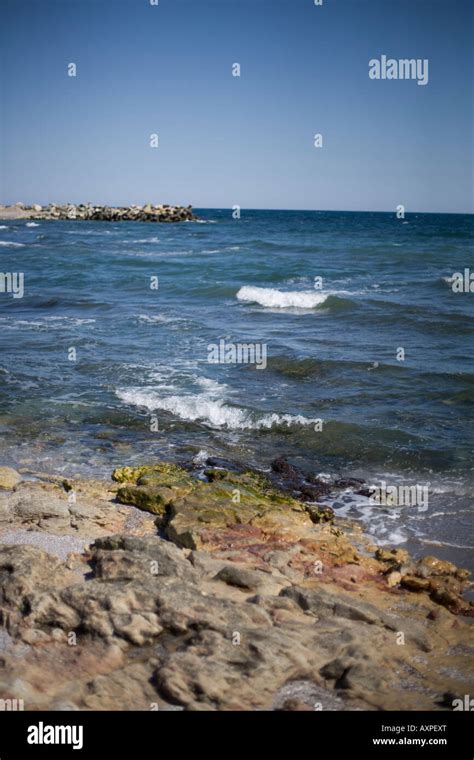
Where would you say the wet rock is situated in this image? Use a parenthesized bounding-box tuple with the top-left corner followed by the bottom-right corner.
(271, 457, 302, 479)
(269, 457, 331, 501)
(334, 477, 365, 489)
(208, 457, 245, 471)
(305, 503, 335, 523)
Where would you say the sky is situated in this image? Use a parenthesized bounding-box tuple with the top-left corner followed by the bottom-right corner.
(0, 0, 472, 213)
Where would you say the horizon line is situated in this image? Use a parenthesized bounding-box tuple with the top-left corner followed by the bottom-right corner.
(194, 207, 474, 215)
(1, 201, 472, 216)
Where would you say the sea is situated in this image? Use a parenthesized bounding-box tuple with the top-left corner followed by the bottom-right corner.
(0, 209, 473, 570)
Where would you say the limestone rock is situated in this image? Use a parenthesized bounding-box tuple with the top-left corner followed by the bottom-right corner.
(0, 460, 472, 711)
(214, 565, 269, 591)
(0, 467, 21, 490)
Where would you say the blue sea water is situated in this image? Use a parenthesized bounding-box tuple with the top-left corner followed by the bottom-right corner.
(0, 210, 473, 568)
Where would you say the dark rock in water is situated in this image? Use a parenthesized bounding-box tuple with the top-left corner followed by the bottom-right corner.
(269, 456, 331, 501)
(334, 477, 365, 489)
(299, 483, 331, 501)
(305, 503, 334, 523)
(271, 456, 301, 478)
(355, 487, 374, 498)
(204, 456, 247, 473)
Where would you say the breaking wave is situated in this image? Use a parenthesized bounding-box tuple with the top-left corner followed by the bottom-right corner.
(237, 285, 329, 309)
(116, 387, 319, 430)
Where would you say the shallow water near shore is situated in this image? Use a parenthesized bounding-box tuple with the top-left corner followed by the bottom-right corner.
(0, 209, 473, 570)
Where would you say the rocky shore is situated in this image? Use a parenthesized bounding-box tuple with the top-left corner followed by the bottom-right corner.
(0, 457, 472, 711)
(0, 202, 197, 223)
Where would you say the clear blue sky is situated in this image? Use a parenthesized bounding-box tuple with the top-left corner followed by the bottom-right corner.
(1, 0, 472, 212)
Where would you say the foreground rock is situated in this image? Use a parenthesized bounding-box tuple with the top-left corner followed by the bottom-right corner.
(0, 467, 21, 490)
(0, 461, 472, 711)
(0, 202, 197, 223)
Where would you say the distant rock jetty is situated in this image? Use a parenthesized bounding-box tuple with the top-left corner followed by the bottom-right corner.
(0, 202, 197, 223)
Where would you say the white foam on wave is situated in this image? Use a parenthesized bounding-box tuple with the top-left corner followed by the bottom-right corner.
(0, 225, 7, 230)
(44, 316, 96, 325)
(64, 230, 105, 235)
(116, 387, 320, 430)
(0, 316, 95, 329)
(26, 222, 40, 227)
(137, 313, 180, 325)
(0, 241, 25, 248)
(193, 449, 210, 465)
(236, 285, 329, 309)
(117, 389, 247, 428)
(195, 376, 227, 393)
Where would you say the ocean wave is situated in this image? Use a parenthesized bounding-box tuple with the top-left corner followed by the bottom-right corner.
(193, 449, 211, 465)
(194, 376, 228, 393)
(266, 355, 372, 379)
(0, 241, 26, 247)
(44, 316, 96, 325)
(418, 538, 474, 550)
(64, 229, 112, 236)
(442, 388, 474, 405)
(0, 225, 7, 230)
(236, 286, 329, 309)
(136, 313, 193, 331)
(116, 387, 319, 430)
(0, 316, 96, 330)
(137, 313, 179, 325)
(244, 239, 321, 253)
(26, 222, 40, 227)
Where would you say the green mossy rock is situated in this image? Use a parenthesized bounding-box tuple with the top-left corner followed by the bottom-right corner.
(116, 484, 175, 515)
(112, 462, 191, 485)
(113, 460, 331, 545)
